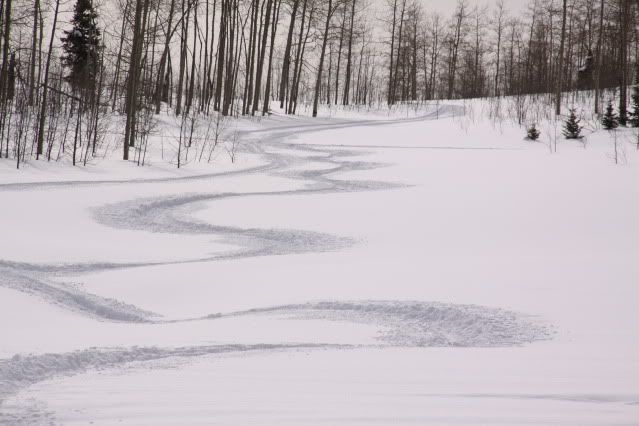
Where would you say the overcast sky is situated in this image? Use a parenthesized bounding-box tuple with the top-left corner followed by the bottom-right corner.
(421, 0, 528, 15)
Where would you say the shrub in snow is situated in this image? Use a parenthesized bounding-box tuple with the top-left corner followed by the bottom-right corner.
(602, 101, 619, 130)
(526, 124, 541, 141)
(562, 109, 583, 139)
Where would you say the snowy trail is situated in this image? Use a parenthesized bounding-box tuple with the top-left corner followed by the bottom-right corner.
(0, 104, 596, 424)
(0, 107, 453, 192)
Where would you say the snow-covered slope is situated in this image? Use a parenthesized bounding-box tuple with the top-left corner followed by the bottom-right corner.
(1, 102, 638, 424)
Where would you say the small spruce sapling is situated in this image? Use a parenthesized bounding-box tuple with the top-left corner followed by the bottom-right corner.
(563, 109, 583, 139)
(602, 101, 619, 130)
(526, 124, 541, 141)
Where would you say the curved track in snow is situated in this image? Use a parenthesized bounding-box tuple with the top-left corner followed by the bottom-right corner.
(0, 109, 443, 321)
(0, 105, 552, 422)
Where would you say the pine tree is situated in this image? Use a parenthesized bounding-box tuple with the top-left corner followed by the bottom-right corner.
(602, 101, 619, 130)
(563, 109, 582, 139)
(629, 63, 639, 128)
(61, 0, 101, 98)
(526, 123, 541, 141)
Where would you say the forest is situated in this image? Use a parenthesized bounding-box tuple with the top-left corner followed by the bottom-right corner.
(0, 0, 636, 167)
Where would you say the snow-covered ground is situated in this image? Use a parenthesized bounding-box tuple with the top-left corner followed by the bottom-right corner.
(1, 102, 639, 424)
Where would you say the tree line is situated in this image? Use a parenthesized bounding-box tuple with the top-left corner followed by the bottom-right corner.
(0, 0, 637, 167)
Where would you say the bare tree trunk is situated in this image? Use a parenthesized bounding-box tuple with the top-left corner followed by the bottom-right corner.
(334, 5, 346, 104)
(494, 0, 504, 97)
(221, 0, 237, 115)
(410, 12, 417, 101)
(618, 0, 630, 124)
(262, 0, 280, 114)
(186, 0, 199, 115)
(176, 0, 190, 116)
(112, 0, 131, 111)
(429, 15, 440, 100)
(243, 0, 259, 115)
(204, 0, 216, 112)
(28, 0, 39, 106)
(555, 0, 567, 116)
(251, 0, 273, 114)
(154, 0, 176, 113)
(356, 37, 365, 103)
(288, 0, 308, 113)
(342, 0, 355, 105)
(290, 0, 313, 114)
(123, 0, 149, 159)
(594, 0, 604, 114)
(312, 0, 333, 117)
(447, 0, 465, 100)
(214, 0, 227, 111)
(388, 0, 397, 105)
(327, 42, 333, 104)
(72, 100, 82, 166)
(0, 0, 12, 102)
(392, 0, 406, 102)
(279, 0, 300, 108)
(35, 0, 60, 159)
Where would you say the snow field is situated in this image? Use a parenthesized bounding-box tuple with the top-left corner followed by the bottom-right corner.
(1, 100, 638, 424)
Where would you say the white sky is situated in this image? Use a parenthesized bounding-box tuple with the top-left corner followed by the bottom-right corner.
(421, 0, 528, 15)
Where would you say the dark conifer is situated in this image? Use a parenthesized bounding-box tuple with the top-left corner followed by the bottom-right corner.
(602, 101, 619, 130)
(526, 123, 541, 141)
(61, 0, 101, 98)
(563, 109, 582, 139)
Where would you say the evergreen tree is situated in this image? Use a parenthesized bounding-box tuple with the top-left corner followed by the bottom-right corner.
(563, 109, 582, 139)
(629, 63, 639, 128)
(526, 123, 541, 141)
(602, 101, 619, 130)
(61, 0, 101, 98)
